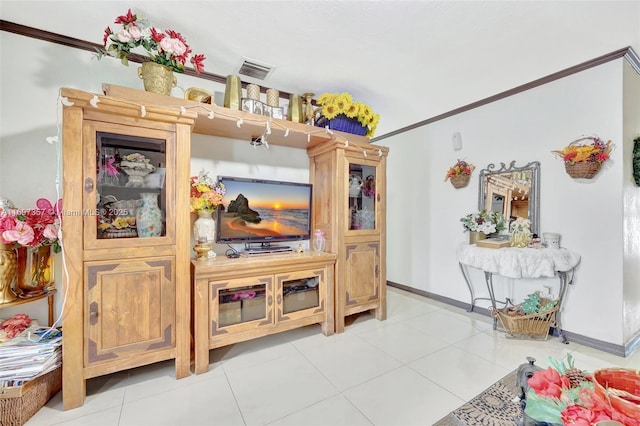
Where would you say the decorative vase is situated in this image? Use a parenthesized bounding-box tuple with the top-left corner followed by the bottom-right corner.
(312, 229, 326, 252)
(469, 231, 487, 245)
(193, 210, 216, 244)
(0, 243, 18, 303)
(288, 94, 304, 123)
(510, 231, 531, 248)
(15, 245, 54, 298)
(224, 75, 242, 110)
(138, 62, 177, 95)
(136, 193, 163, 237)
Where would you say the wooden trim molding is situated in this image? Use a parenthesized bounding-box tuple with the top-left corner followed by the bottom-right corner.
(0, 20, 292, 98)
(372, 46, 638, 142)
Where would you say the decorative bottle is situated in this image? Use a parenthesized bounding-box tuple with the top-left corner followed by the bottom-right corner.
(136, 193, 163, 238)
(312, 229, 326, 252)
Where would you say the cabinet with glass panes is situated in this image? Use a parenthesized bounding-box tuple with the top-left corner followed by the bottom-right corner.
(60, 88, 194, 410)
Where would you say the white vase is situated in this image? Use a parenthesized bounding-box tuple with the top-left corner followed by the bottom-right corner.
(194, 210, 216, 244)
(136, 193, 163, 237)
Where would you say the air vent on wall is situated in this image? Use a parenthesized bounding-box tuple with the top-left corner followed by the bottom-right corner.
(237, 57, 275, 81)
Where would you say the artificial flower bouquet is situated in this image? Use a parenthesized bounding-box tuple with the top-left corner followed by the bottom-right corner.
(460, 210, 505, 235)
(444, 159, 475, 181)
(190, 170, 226, 213)
(0, 199, 61, 253)
(100, 8, 206, 73)
(524, 355, 639, 425)
(315, 92, 380, 138)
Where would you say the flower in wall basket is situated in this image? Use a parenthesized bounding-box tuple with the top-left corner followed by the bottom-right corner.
(190, 170, 226, 213)
(444, 159, 475, 188)
(633, 136, 640, 186)
(460, 210, 505, 235)
(315, 92, 380, 138)
(0, 199, 61, 253)
(523, 355, 639, 425)
(552, 136, 613, 179)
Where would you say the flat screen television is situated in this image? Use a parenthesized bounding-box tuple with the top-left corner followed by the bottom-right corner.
(215, 176, 312, 253)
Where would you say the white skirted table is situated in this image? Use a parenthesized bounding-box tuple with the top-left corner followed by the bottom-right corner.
(456, 244, 581, 343)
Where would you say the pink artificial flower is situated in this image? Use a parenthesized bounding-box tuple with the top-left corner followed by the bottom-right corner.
(561, 404, 612, 425)
(528, 367, 571, 398)
(43, 224, 58, 240)
(114, 8, 136, 25)
(128, 24, 142, 41)
(3, 221, 35, 246)
(116, 29, 132, 43)
(191, 54, 206, 73)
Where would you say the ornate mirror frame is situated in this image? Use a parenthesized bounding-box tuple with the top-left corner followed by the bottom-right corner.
(478, 161, 540, 235)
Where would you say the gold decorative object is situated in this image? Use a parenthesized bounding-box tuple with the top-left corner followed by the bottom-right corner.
(185, 87, 213, 104)
(193, 242, 212, 260)
(288, 94, 304, 123)
(469, 231, 487, 245)
(0, 243, 18, 303)
(302, 92, 316, 124)
(266, 88, 279, 107)
(246, 84, 260, 100)
(15, 245, 54, 298)
(138, 62, 177, 95)
(224, 75, 242, 110)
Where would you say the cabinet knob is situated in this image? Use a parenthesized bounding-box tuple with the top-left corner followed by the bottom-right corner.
(89, 301, 99, 325)
(84, 177, 94, 193)
(268, 295, 273, 306)
(277, 294, 282, 304)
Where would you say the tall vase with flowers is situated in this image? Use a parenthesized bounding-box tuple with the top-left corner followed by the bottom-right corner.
(460, 210, 505, 244)
(0, 198, 61, 299)
(552, 136, 613, 179)
(99, 8, 206, 95)
(315, 92, 380, 138)
(190, 171, 226, 257)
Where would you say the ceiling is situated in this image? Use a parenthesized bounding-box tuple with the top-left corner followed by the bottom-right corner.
(1, 1, 639, 139)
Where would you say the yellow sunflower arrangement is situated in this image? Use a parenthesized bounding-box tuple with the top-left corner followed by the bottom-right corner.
(316, 92, 380, 138)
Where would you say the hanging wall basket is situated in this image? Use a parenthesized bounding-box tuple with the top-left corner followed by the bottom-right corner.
(450, 174, 471, 188)
(564, 161, 602, 179)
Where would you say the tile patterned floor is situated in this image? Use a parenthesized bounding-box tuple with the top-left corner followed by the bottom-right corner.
(26, 287, 640, 426)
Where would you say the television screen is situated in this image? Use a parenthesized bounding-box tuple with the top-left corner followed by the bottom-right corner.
(215, 176, 312, 248)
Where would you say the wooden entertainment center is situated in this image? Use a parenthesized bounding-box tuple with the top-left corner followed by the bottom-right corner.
(60, 85, 388, 409)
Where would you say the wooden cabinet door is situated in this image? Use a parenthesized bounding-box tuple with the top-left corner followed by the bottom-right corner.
(276, 268, 326, 322)
(344, 240, 381, 312)
(209, 275, 274, 338)
(85, 257, 175, 367)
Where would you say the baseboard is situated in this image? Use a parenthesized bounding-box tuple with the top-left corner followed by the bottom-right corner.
(387, 280, 637, 358)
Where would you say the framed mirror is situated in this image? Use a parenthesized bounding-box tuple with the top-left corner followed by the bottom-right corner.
(478, 161, 540, 235)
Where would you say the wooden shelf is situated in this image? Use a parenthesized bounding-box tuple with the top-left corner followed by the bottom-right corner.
(101, 83, 371, 150)
(0, 289, 57, 326)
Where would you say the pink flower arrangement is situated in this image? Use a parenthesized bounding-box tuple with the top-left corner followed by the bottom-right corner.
(0, 199, 61, 253)
(101, 8, 206, 74)
(524, 355, 638, 425)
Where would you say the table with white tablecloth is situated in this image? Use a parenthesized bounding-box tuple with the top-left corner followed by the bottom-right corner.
(456, 244, 581, 342)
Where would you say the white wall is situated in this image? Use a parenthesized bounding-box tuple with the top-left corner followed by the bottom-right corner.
(385, 59, 636, 347)
(622, 60, 640, 344)
(0, 31, 308, 324)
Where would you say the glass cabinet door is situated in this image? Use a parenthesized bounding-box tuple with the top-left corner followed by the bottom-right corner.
(282, 276, 320, 314)
(348, 162, 377, 231)
(217, 284, 267, 327)
(95, 132, 167, 240)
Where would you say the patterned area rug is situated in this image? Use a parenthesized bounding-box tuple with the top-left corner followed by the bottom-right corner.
(434, 369, 523, 426)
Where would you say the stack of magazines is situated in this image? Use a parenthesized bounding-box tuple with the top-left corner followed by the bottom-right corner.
(0, 323, 62, 387)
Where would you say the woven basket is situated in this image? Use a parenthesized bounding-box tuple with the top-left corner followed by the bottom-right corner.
(450, 174, 470, 189)
(1, 367, 62, 426)
(592, 368, 640, 421)
(315, 114, 367, 136)
(497, 302, 558, 340)
(565, 161, 602, 179)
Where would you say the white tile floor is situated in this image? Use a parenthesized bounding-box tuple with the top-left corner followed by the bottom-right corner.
(27, 287, 639, 426)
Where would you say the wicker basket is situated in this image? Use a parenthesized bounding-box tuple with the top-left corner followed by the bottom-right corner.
(592, 368, 640, 421)
(497, 302, 558, 340)
(565, 161, 602, 179)
(450, 174, 470, 189)
(1, 367, 62, 426)
(315, 114, 367, 136)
